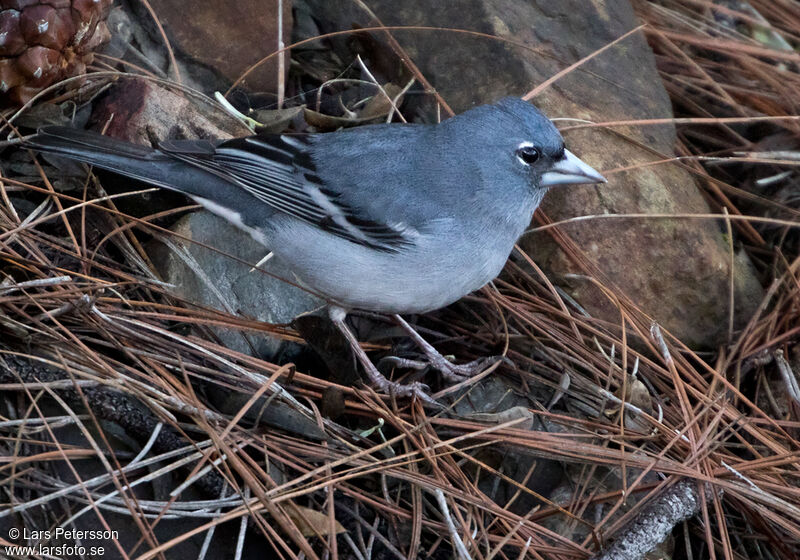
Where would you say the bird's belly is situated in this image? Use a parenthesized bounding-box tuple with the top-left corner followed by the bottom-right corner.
(268, 220, 512, 314)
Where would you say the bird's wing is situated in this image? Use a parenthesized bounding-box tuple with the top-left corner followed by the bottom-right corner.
(157, 134, 414, 253)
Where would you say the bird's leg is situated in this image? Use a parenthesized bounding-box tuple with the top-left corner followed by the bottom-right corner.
(391, 314, 501, 382)
(328, 306, 437, 406)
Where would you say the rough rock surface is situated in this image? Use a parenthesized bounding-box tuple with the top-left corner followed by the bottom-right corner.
(89, 77, 251, 142)
(140, 0, 292, 94)
(306, 0, 764, 348)
(150, 211, 322, 360)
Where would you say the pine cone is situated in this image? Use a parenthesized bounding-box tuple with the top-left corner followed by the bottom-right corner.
(0, 0, 112, 107)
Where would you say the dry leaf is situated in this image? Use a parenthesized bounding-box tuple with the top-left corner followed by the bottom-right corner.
(287, 505, 346, 537)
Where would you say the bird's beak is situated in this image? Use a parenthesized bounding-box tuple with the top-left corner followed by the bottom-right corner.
(540, 149, 607, 187)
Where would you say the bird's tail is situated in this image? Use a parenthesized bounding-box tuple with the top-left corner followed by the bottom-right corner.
(24, 126, 203, 194)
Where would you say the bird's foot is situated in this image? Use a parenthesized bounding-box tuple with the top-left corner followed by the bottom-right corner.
(380, 355, 504, 383)
(390, 314, 512, 382)
(364, 369, 440, 408)
(329, 306, 441, 408)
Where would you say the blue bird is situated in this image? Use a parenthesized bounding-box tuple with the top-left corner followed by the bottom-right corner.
(26, 97, 606, 403)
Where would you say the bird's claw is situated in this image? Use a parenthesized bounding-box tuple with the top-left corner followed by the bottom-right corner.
(392, 381, 440, 408)
(381, 379, 441, 408)
(381, 354, 510, 383)
(378, 356, 429, 371)
(364, 367, 440, 407)
(437, 355, 504, 381)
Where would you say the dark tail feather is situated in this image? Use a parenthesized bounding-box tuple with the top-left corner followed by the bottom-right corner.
(25, 126, 193, 192)
(28, 126, 156, 159)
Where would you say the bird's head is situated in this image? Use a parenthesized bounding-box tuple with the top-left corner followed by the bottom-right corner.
(448, 97, 606, 192)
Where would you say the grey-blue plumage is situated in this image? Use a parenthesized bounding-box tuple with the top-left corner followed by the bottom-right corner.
(26, 97, 605, 401)
(27, 97, 603, 313)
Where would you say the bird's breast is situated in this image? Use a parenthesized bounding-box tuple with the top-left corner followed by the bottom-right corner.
(267, 209, 527, 314)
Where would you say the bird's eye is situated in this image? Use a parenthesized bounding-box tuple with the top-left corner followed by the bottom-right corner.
(516, 145, 540, 165)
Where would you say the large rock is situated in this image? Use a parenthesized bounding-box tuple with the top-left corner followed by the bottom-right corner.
(142, 0, 291, 94)
(110, 0, 291, 96)
(305, 0, 763, 347)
